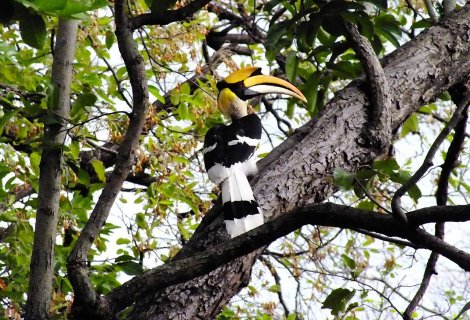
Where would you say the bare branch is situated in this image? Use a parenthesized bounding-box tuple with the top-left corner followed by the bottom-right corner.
(392, 88, 470, 225)
(130, 0, 211, 29)
(259, 256, 291, 316)
(25, 18, 78, 320)
(404, 82, 470, 320)
(67, 0, 150, 317)
(424, 0, 439, 23)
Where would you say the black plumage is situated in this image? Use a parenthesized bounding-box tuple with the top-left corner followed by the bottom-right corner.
(203, 113, 261, 173)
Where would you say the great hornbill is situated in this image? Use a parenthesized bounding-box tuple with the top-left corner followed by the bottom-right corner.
(203, 67, 307, 238)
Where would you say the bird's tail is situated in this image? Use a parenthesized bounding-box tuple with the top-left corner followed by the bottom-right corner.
(221, 171, 264, 238)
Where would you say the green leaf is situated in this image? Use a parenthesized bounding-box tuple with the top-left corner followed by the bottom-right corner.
(177, 102, 189, 120)
(322, 288, 356, 316)
(376, 27, 400, 48)
(77, 168, 90, 186)
(408, 184, 422, 203)
(13, 0, 67, 13)
(148, 85, 165, 103)
(373, 158, 400, 174)
(303, 71, 322, 116)
(117, 261, 143, 276)
(116, 238, 130, 245)
(411, 19, 433, 29)
(70, 140, 80, 160)
(375, 14, 402, 48)
(342, 254, 356, 270)
(90, 159, 106, 182)
(401, 113, 419, 137)
(419, 103, 437, 114)
(356, 200, 375, 210)
(75, 92, 97, 107)
(135, 213, 147, 229)
(19, 10, 46, 49)
(285, 51, 298, 83)
(30, 152, 41, 176)
(105, 30, 115, 49)
(115, 254, 134, 262)
(268, 284, 281, 293)
(333, 167, 355, 190)
(265, 20, 294, 61)
(180, 82, 190, 96)
(15, 0, 108, 16)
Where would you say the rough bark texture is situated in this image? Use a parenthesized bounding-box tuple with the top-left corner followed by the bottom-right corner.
(126, 6, 470, 319)
(24, 18, 79, 320)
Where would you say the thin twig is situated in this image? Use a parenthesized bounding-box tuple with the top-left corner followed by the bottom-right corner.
(391, 91, 470, 225)
(403, 93, 469, 320)
(423, 0, 439, 23)
(354, 229, 420, 249)
(258, 256, 291, 316)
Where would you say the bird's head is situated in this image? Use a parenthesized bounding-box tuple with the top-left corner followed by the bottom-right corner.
(216, 66, 307, 119)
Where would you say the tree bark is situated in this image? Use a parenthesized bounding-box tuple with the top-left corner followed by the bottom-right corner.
(127, 5, 470, 319)
(25, 18, 78, 320)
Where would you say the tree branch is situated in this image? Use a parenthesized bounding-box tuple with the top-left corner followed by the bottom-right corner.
(130, 0, 211, 29)
(392, 87, 470, 224)
(345, 22, 392, 154)
(404, 81, 470, 320)
(24, 18, 78, 320)
(67, 0, 150, 318)
(103, 203, 470, 314)
(344, 22, 400, 225)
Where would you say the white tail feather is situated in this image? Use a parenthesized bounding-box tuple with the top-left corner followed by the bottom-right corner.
(221, 171, 263, 238)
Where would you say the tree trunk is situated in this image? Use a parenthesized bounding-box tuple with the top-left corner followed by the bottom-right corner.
(25, 18, 78, 320)
(128, 6, 470, 319)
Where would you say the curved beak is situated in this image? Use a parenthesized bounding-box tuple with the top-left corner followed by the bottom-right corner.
(244, 75, 307, 103)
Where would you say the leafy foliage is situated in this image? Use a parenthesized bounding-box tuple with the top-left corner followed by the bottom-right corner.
(0, 0, 469, 319)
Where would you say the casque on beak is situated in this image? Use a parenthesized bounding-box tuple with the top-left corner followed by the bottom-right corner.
(243, 74, 307, 103)
(216, 67, 307, 119)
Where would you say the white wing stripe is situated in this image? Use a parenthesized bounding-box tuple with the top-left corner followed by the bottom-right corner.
(203, 142, 217, 154)
(227, 135, 259, 147)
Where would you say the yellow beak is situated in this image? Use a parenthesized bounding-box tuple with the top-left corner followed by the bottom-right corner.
(244, 75, 307, 103)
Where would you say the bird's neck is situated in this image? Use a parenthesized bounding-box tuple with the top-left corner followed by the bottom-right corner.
(229, 97, 248, 119)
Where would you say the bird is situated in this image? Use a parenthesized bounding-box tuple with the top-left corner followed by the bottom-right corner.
(203, 66, 307, 238)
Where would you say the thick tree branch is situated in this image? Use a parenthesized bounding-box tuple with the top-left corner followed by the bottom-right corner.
(67, 0, 150, 318)
(24, 18, 78, 320)
(345, 22, 392, 154)
(104, 203, 470, 313)
(344, 22, 405, 226)
(130, 0, 211, 29)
